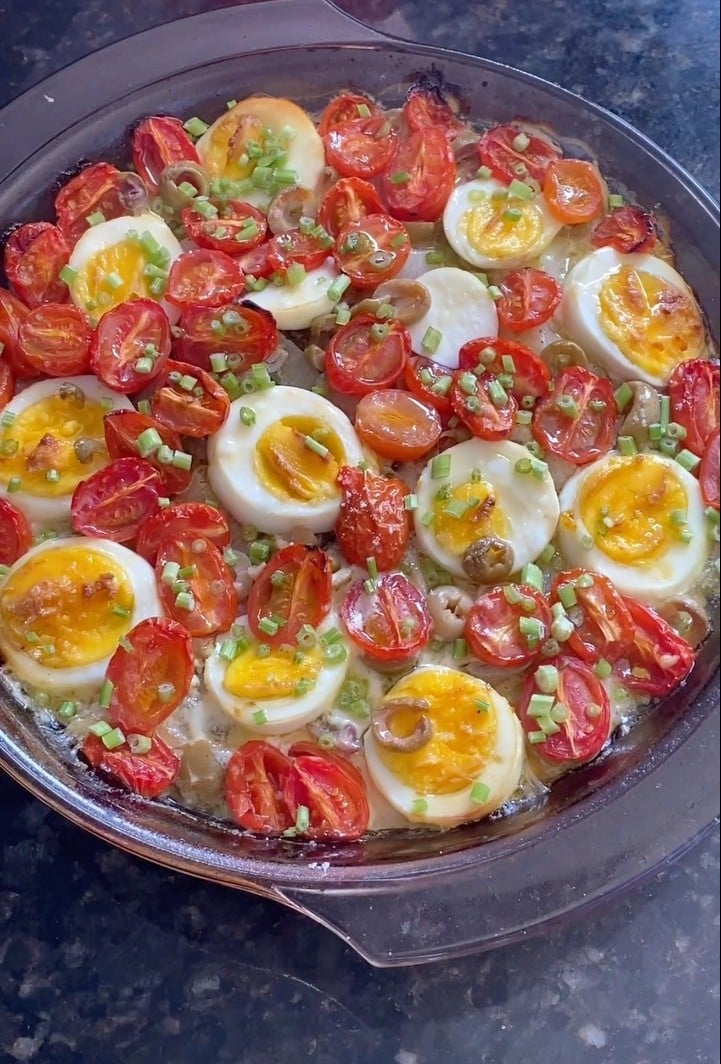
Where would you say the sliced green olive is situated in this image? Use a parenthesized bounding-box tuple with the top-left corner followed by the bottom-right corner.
(371, 698, 433, 752)
(462, 536, 515, 584)
(158, 162, 210, 210)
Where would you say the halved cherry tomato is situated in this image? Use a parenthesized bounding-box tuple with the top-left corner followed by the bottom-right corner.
(318, 177, 384, 238)
(668, 358, 720, 457)
(335, 466, 411, 571)
(543, 159, 606, 224)
(165, 249, 245, 309)
(0, 289, 32, 376)
(591, 205, 657, 254)
(326, 314, 411, 395)
(150, 359, 230, 438)
(496, 269, 563, 333)
(404, 355, 454, 417)
(403, 86, 464, 138)
(380, 128, 457, 222)
(324, 114, 398, 179)
(107, 617, 194, 734)
(55, 162, 144, 244)
(465, 585, 552, 668)
(103, 409, 192, 496)
(518, 656, 611, 764)
(700, 429, 720, 510)
(135, 502, 231, 563)
(551, 568, 634, 664)
(82, 732, 180, 799)
(70, 457, 162, 542)
(225, 741, 294, 834)
(131, 116, 200, 191)
(0, 497, 33, 565)
(340, 571, 432, 663)
(236, 241, 276, 279)
(155, 533, 237, 637)
(182, 200, 267, 255)
(174, 302, 278, 371)
(0, 357, 14, 407)
(478, 124, 561, 184)
(318, 93, 378, 137)
(3, 222, 69, 308)
(17, 304, 92, 376)
(354, 389, 442, 461)
(89, 298, 171, 394)
(532, 366, 616, 465)
(283, 745, 369, 840)
(333, 213, 410, 289)
(450, 369, 517, 440)
(246, 543, 333, 649)
(615, 597, 695, 698)
(267, 230, 329, 273)
(458, 337, 551, 400)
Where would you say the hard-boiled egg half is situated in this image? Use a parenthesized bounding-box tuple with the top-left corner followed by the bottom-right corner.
(443, 177, 562, 270)
(207, 385, 365, 535)
(557, 451, 709, 605)
(0, 376, 132, 528)
(405, 267, 498, 370)
(0, 537, 161, 696)
(67, 212, 183, 322)
(560, 248, 706, 387)
(247, 258, 341, 331)
(413, 439, 560, 578)
(205, 614, 350, 735)
(364, 665, 524, 827)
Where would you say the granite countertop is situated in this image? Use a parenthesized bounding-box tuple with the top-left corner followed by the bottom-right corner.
(1, 1, 719, 1061)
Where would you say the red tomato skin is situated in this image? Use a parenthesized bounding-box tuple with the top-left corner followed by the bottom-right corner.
(182, 201, 267, 255)
(246, 544, 333, 649)
(465, 585, 552, 669)
(283, 750, 369, 840)
(380, 128, 457, 222)
(107, 617, 194, 734)
(668, 358, 720, 457)
(17, 303, 92, 377)
(318, 177, 384, 238)
(0, 497, 33, 565)
(450, 370, 517, 441)
(155, 534, 237, 637)
(335, 466, 411, 571)
(615, 598, 695, 698)
(458, 337, 550, 400)
(318, 93, 378, 137)
(333, 214, 411, 290)
(326, 315, 411, 395)
(165, 249, 245, 309)
(354, 389, 442, 461)
(103, 409, 191, 496)
(89, 298, 171, 394)
(478, 125, 561, 184)
(132, 116, 200, 191)
(551, 569, 635, 665)
(267, 231, 329, 274)
(496, 269, 563, 333)
(340, 571, 432, 663)
(0, 357, 15, 407)
(70, 457, 162, 542)
(0, 288, 34, 377)
(3, 222, 70, 308)
(591, 206, 657, 254)
(700, 429, 720, 510)
(150, 358, 230, 438)
(174, 302, 278, 371)
(404, 355, 454, 417)
(135, 502, 231, 563)
(225, 741, 294, 834)
(54, 162, 141, 244)
(324, 116, 398, 180)
(518, 656, 611, 764)
(532, 366, 616, 465)
(81, 732, 180, 799)
(403, 87, 464, 138)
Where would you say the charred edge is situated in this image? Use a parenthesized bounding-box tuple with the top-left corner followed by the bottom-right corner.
(50, 157, 95, 197)
(406, 66, 471, 119)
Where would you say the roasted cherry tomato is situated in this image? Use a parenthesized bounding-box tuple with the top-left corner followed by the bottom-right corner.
(0, 289, 32, 377)
(131, 115, 200, 191)
(165, 249, 245, 309)
(17, 303, 92, 377)
(458, 337, 551, 400)
(283, 744, 369, 840)
(404, 355, 454, 417)
(532, 366, 616, 465)
(403, 86, 464, 138)
(174, 302, 278, 371)
(0, 357, 15, 407)
(267, 230, 329, 274)
(318, 177, 384, 238)
(150, 359, 230, 438)
(103, 409, 192, 496)
(340, 571, 432, 663)
(542, 159, 606, 224)
(450, 369, 517, 440)
(551, 569, 635, 664)
(495, 269, 563, 333)
(326, 314, 411, 395)
(70, 457, 162, 542)
(236, 241, 276, 279)
(478, 124, 562, 184)
(668, 358, 720, 457)
(135, 501, 231, 563)
(615, 597, 695, 698)
(465, 585, 552, 669)
(155, 533, 237, 637)
(107, 617, 194, 734)
(225, 741, 294, 834)
(380, 128, 457, 222)
(335, 466, 411, 571)
(700, 429, 720, 510)
(354, 389, 442, 461)
(247, 544, 333, 648)
(82, 732, 180, 799)
(182, 200, 267, 255)
(89, 298, 171, 393)
(518, 656, 611, 764)
(591, 205, 657, 254)
(333, 213, 410, 289)
(54, 162, 145, 244)
(318, 92, 378, 137)
(0, 497, 33, 565)
(3, 222, 69, 308)
(323, 114, 398, 179)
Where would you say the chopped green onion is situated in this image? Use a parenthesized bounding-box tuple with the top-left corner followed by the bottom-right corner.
(537, 543, 556, 565)
(531, 458, 549, 480)
(178, 373, 198, 392)
(89, 720, 112, 737)
(470, 781, 491, 805)
(539, 715, 561, 736)
(411, 798, 428, 815)
(503, 208, 523, 222)
(514, 457, 533, 475)
(134, 356, 154, 375)
(171, 450, 192, 470)
(59, 265, 77, 286)
(521, 562, 543, 592)
(594, 658, 613, 679)
(136, 427, 163, 457)
(425, 251, 445, 266)
(666, 421, 687, 441)
(286, 262, 306, 287)
(356, 102, 372, 118)
(458, 371, 477, 396)
(534, 665, 559, 695)
(324, 642, 348, 663)
(556, 395, 579, 419)
(57, 700, 77, 721)
(476, 165, 492, 179)
(174, 590, 195, 611)
(404, 493, 419, 511)
(618, 435, 638, 456)
(519, 616, 544, 644)
(370, 323, 390, 343)
(252, 709, 268, 726)
(421, 326, 442, 355)
(86, 211, 106, 226)
(128, 734, 153, 755)
(557, 582, 577, 609)
(675, 449, 701, 472)
(512, 131, 530, 152)
(249, 540, 271, 565)
(219, 638, 240, 662)
(327, 274, 352, 304)
(239, 406, 256, 427)
(303, 434, 330, 459)
(444, 499, 471, 519)
(270, 570, 285, 588)
(527, 693, 555, 718)
(99, 679, 114, 709)
(453, 637, 467, 659)
(157, 682, 176, 704)
(7, 476, 22, 493)
(551, 614, 575, 642)
(614, 382, 633, 412)
(528, 730, 548, 745)
(608, 193, 625, 208)
(431, 454, 451, 479)
(183, 116, 209, 137)
(503, 584, 523, 606)
(389, 170, 411, 185)
(111, 605, 131, 618)
(421, 512, 434, 527)
(250, 363, 274, 389)
(487, 379, 509, 408)
(586, 703, 603, 720)
(659, 394, 671, 432)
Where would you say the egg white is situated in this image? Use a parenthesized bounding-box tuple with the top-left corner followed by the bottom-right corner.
(405, 267, 499, 370)
(247, 259, 340, 330)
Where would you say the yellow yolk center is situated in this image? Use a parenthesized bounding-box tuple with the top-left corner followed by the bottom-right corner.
(461, 192, 546, 259)
(0, 391, 110, 496)
(224, 641, 322, 700)
(376, 670, 499, 795)
(71, 239, 154, 317)
(598, 266, 704, 378)
(579, 454, 688, 563)
(0, 546, 134, 668)
(254, 415, 344, 503)
(200, 112, 266, 181)
(431, 478, 510, 556)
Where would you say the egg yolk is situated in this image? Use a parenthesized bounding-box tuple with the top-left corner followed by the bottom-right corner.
(0, 546, 134, 668)
(376, 669, 499, 795)
(71, 238, 155, 317)
(224, 641, 322, 700)
(461, 190, 546, 259)
(579, 454, 688, 563)
(0, 390, 111, 497)
(255, 415, 344, 503)
(598, 266, 704, 378)
(431, 478, 510, 556)
(200, 111, 267, 181)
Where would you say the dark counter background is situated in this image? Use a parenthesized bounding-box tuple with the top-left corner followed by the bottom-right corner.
(0, 1, 719, 1061)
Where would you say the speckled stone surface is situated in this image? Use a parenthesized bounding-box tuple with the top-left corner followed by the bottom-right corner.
(1, 1, 719, 1061)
